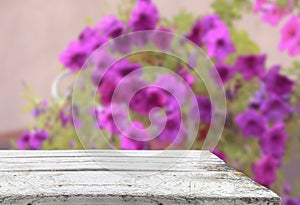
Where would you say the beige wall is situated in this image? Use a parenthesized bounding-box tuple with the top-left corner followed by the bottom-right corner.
(0, 0, 296, 135)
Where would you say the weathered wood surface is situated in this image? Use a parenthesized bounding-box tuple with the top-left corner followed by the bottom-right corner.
(0, 150, 281, 205)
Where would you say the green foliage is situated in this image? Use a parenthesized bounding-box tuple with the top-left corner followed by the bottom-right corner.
(171, 9, 196, 33)
(117, 0, 136, 21)
(276, 0, 290, 8)
(226, 29, 260, 64)
(211, 0, 252, 26)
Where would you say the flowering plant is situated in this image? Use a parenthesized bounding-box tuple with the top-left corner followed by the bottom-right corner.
(18, 0, 300, 202)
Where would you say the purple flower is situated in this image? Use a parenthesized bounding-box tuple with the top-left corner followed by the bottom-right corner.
(152, 26, 173, 51)
(186, 20, 205, 46)
(97, 73, 121, 106)
(235, 54, 266, 81)
(92, 50, 116, 71)
(78, 26, 107, 52)
(187, 15, 227, 46)
(187, 14, 234, 61)
(211, 149, 227, 162)
(214, 64, 235, 84)
(264, 65, 294, 97)
(283, 197, 300, 205)
(91, 68, 106, 87)
(120, 121, 150, 150)
(110, 59, 141, 77)
(60, 110, 70, 127)
(59, 41, 89, 72)
(96, 16, 125, 38)
(204, 28, 235, 61)
(235, 109, 267, 138)
(60, 27, 107, 72)
(96, 104, 126, 135)
(92, 55, 141, 88)
(112, 77, 147, 104)
(252, 155, 277, 188)
(17, 130, 49, 150)
(69, 140, 76, 148)
(284, 184, 292, 195)
(154, 73, 188, 106)
(31, 100, 48, 118)
(279, 15, 300, 56)
(176, 66, 195, 86)
(78, 26, 97, 43)
(154, 110, 187, 144)
(130, 87, 168, 115)
(261, 95, 293, 122)
(190, 96, 212, 124)
(96, 59, 142, 105)
(129, 0, 159, 31)
(260, 123, 288, 159)
(201, 14, 228, 34)
(249, 84, 266, 109)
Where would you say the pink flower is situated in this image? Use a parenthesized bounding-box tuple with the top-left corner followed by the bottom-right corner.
(289, 38, 300, 56)
(261, 4, 285, 26)
(279, 15, 300, 56)
(254, 0, 293, 26)
(96, 104, 126, 135)
(120, 121, 150, 150)
(253, 0, 266, 13)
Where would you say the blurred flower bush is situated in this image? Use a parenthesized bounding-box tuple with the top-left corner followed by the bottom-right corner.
(17, 0, 300, 202)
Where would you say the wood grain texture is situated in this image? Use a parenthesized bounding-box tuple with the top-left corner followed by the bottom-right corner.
(0, 150, 281, 205)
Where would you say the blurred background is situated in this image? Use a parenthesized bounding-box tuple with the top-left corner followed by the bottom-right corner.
(0, 0, 296, 146)
(1, 0, 300, 201)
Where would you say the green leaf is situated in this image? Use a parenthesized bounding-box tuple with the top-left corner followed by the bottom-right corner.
(211, 0, 251, 26)
(172, 9, 195, 33)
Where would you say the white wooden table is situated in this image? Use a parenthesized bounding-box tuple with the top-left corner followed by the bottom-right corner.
(0, 150, 281, 205)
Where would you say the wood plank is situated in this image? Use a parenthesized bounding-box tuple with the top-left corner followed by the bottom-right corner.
(0, 150, 220, 159)
(0, 161, 231, 172)
(0, 171, 280, 204)
(0, 151, 226, 172)
(0, 150, 281, 205)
